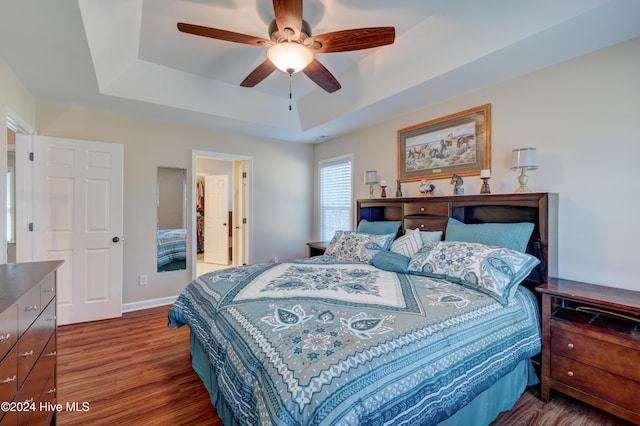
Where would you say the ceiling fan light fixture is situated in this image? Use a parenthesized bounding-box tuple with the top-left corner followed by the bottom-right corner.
(267, 42, 313, 74)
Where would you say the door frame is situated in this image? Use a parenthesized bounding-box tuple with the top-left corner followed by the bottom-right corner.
(3, 109, 36, 264)
(191, 150, 253, 279)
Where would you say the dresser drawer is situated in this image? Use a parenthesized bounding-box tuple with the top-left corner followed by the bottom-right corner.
(551, 355, 640, 414)
(551, 326, 640, 382)
(18, 285, 41, 337)
(0, 344, 17, 405)
(39, 273, 56, 309)
(404, 202, 449, 217)
(17, 301, 55, 385)
(0, 305, 17, 361)
(403, 217, 448, 232)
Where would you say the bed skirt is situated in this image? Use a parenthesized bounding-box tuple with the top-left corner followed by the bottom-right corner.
(189, 330, 537, 426)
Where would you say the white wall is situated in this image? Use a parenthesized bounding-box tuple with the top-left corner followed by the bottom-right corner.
(34, 101, 313, 304)
(314, 37, 640, 291)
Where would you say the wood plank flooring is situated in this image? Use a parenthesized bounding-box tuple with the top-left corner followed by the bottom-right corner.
(56, 306, 632, 426)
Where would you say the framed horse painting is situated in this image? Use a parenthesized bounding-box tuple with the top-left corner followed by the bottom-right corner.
(397, 104, 491, 182)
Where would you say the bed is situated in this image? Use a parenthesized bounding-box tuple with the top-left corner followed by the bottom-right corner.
(168, 193, 558, 425)
(157, 228, 187, 271)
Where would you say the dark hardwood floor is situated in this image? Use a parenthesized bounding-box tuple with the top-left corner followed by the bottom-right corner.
(56, 306, 632, 426)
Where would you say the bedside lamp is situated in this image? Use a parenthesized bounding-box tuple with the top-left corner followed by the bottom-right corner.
(364, 170, 378, 198)
(510, 148, 538, 192)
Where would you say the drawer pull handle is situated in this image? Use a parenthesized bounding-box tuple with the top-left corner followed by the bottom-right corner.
(25, 305, 38, 312)
(19, 350, 34, 357)
(43, 287, 55, 293)
(567, 371, 574, 377)
(47, 316, 56, 322)
(46, 351, 57, 357)
(23, 397, 33, 404)
(47, 388, 56, 394)
(567, 343, 574, 349)
(0, 333, 10, 342)
(0, 376, 16, 384)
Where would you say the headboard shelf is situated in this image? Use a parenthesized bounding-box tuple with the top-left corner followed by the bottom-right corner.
(356, 192, 558, 285)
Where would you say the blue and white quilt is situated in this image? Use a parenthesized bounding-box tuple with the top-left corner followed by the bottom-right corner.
(168, 257, 541, 425)
(157, 228, 187, 268)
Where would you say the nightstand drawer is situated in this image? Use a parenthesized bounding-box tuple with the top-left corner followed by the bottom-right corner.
(551, 355, 640, 413)
(404, 202, 449, 217)
(551, 326, 640, 382)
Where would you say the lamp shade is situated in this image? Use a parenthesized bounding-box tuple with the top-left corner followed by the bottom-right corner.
(267, 42, 314, 74)
(510, 148, 538, 171)
(364, 170, 378, 184)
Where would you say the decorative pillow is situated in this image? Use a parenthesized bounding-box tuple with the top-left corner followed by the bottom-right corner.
(417, 230, 443, 244)
(325, 231, 396, 263)
(407, 241, 540, 305)
(391, 228, 424, 258)
(370, 251, 410, 273)
(357, 219, 402, 238)
(445, 218, 534, 253)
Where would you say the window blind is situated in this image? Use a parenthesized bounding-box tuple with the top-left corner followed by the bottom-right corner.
(319, 157, 352, 241)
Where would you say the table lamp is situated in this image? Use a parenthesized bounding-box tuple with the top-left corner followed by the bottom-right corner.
(364, 171, 378, 198)
(510, 148, 538, 192)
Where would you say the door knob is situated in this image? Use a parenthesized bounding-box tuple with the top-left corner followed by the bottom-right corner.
(112, 236, 120, 243)
(223, 223, 227, 226)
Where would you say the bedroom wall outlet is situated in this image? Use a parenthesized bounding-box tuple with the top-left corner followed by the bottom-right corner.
(138, 275, 148, 285)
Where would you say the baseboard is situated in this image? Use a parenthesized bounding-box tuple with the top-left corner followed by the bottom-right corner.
(122, 295, 179, 313)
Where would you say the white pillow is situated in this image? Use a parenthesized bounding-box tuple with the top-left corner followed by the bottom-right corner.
(391, 228, 424, 258)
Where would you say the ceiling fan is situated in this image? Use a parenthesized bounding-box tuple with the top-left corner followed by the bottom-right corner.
(177, 0, 395, 93)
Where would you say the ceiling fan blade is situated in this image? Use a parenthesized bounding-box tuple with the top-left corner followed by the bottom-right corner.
(272, 0, 303, 41)
(306, 27, 395, 53)
(240, 60, 277, 87)
(303, 59, 341, 93)
(177, 23, 271, 47)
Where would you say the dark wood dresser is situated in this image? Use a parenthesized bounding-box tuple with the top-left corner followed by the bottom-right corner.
(537, 279, 640, 424)
(0, 261, 62, 426)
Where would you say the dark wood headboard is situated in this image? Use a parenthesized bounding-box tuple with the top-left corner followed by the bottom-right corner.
(356, 193, 558, 288)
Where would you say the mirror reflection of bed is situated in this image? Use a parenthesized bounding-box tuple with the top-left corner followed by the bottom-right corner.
(157, 167, 187, 272)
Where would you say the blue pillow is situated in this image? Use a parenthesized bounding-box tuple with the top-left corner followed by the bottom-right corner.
(445, 218, 534, 253)
(357, 219, 402, 237)
(370, 251, 410, 273)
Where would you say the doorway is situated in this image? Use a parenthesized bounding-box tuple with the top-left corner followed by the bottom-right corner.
(191, 150, 251, 279)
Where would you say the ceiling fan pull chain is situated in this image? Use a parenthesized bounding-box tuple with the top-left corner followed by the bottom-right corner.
(289, 73, 293, 111)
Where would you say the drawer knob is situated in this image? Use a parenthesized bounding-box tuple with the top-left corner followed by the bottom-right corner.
(420, 207, 425, 212)
(567, 371, 574, 377)
(0, 376, 16, 384)
(46, 388, 56, 394)
(420, 224, 425, 228)
(567, 343, 574, 349)
(0, 333, 10, 342)
(43, 287, 55, 293)
(25, 305, 38, 312)
(46, 351, 57, 357)
(19, 350, 34, 358)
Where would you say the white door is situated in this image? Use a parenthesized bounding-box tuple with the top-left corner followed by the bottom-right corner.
(204, 174, 229, 265)
(33, 136, 123, 325)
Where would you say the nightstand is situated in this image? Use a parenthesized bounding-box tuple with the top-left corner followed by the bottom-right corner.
(306, 241, 329, 257)
(536, 278, 640, 424)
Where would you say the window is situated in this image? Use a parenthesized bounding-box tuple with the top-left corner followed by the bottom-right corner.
(319, 155, 353, 241)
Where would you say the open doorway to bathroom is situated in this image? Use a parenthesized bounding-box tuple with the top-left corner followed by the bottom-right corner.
(192, 150, 251, 279)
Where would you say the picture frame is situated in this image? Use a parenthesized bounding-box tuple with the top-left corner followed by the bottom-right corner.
(397, 104, 491, 182)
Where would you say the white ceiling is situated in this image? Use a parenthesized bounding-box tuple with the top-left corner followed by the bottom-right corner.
(1, 0, 639, 143)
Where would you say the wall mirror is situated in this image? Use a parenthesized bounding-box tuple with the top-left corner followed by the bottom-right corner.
(157, 167, 187, 272)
